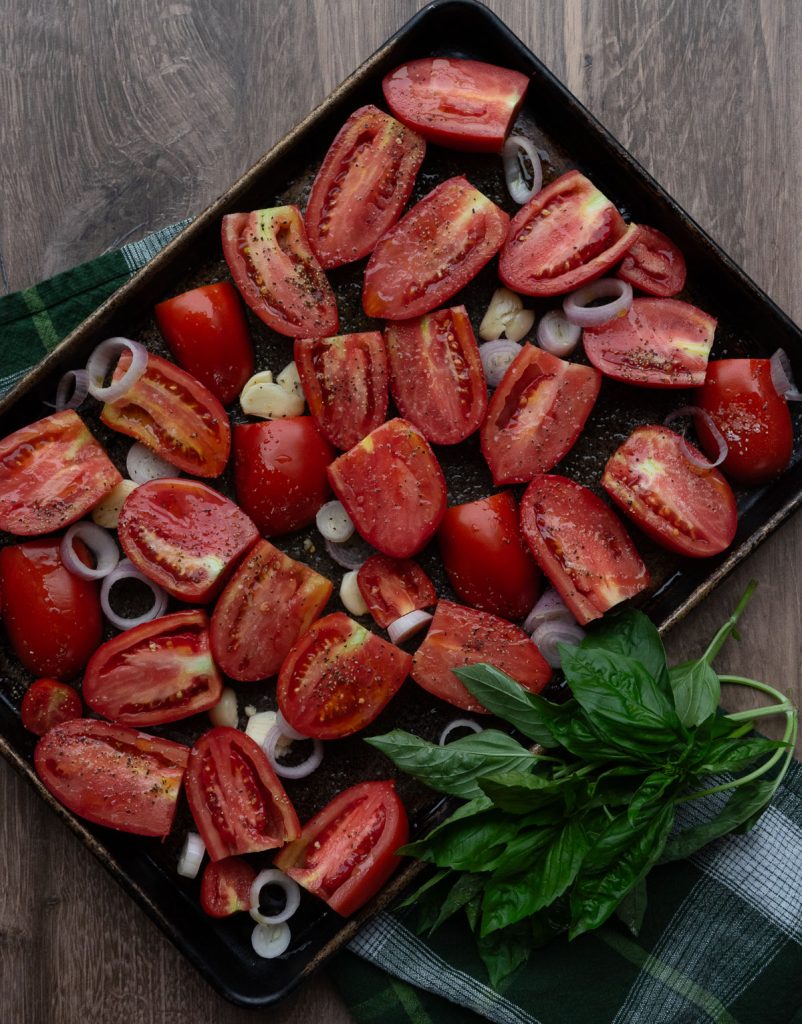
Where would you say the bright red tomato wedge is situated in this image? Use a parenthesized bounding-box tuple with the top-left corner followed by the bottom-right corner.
(101, 351, 230, 477)
(356, 555, 436, 629)
(200, 857, 256, 918)
(327, 418, 447, 558)
(617, 225, 687, 298)
(118, 478, 258, 602)
(499, 171, 638, 296)
(583, 298, 716, 388)
(186, 727, 300, 861)
(34, 719, 189, 836)
(82, 610, 223, 727)
(363, 176, 509, 320)
(411, 599, 551, 714)
(520, 475, 650, 625)
(277, 613, 411, 739)
(221, 207, 338, 338)
(274, 780, 409, 917)
(0, 410, 121, 536)
(155, 282, 254, 406)
(481, 345, 601, 485)
(21, 679, 82, 737)
(210, 539, 332, 682)
(294, 333, 388, 451)
(305, 105, 426, 268)
(382, 57, 528, 152)
(385, 305, 488, 445)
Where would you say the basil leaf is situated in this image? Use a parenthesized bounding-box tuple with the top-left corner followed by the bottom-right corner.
(478, 770, 574, 814)
(424, 873, 484, 937)
(396, 868, 451, 912)
(475, 919, 532, 988)
(627, 771, 678, 828)
(614, 876, 648, 936)
(484, 825, 559, 877)
(454, 664, 567, 747)
(690, 735, 785, 775)
(401, 809, 522, 871)
(582, 609, 670, 693)
(668, 659, 720, 729)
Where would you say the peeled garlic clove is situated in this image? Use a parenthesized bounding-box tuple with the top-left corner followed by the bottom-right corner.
(277, 361, 304, 404)
(91, 479, 138, 529)
(504, 308, 536, 342)
(479, 287, 524, 341)
(340, 570, 368, 616)
(241, 381, 305, 419)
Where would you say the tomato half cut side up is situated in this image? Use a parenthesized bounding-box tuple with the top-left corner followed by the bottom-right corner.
(82, 610, 223, 727)
(274, 780, 409, 917)
(277, 613, 411, 740)
(411, 600, 552, 714)
(0, 410, 121, 536)
(385, 305, 488, 445)
(583, 298, 716, 388)
(356, 555, 436, 629)
(21, 679, 82, 737)
(617, 225, 687, 298)
(382, 57, 528, 153)
(520, 474, 650, 625)
(305, 105, 426, 268)
(327, 418, 447, 559)
(34, 719, 189, 837)
(221, 207, 338, 338)
(186, 727, 300, 861)
(480, 344, 601, 485)
(363, 176, 509, 321)
(294, 333, 389, 451)
(499, 171, 638, 297)
(200, 857, 257, 918)
(101, 352, 231, 477)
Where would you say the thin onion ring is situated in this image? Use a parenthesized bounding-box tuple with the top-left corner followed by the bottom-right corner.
(523, 589, 575, 634)
(664, 406, 728, 470)
(60, 522, 120, 581)
(264, 727, 324, 780)
(100, 558, 168, 630)
(325, 535, 374, 570)
(563, 278, 633, 328)
(439, 718, 483, 746)
(502, 136, 543, 205)
(770, 348, 802, 401)
(55, 369, 90, 412)
(249, 869, 301, 925)
(86, 338, 148, 402)
(126, 442, 177, 484)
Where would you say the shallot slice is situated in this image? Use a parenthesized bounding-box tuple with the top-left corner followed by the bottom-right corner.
(563, 278, 633, 328)
(177, 833, 205, 879)
(60, 522, 120, 581)
(664, 406, 728, 470)
(502, 135, 543, 205)
(86, 338, 148, 402)
(479, 340, 522, 388)
(55, 369, 90, 412)
(316, 500, 354, 543)
(530, 620, 586, 668)
(126, 442, 176, 483)
(251, 922, 291, 959)
(536, 311, 581, 357)
(388, 609, 432, 645)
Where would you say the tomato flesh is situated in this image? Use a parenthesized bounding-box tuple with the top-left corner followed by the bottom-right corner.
(356, 555, 436, 629)
(200, 857, 257, 918)
(617, 225, 687, 298)
(21, 679, 82, 737)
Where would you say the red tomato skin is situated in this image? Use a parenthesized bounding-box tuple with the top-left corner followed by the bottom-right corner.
(155, 282, 254, 406)
(617, 225, 687, 298)
(274, 780, 409, 917)
(305, 105, 426, 268)
(356, 555, 436, 629)
(0, 539, 102, 680)
(21, 679, 82, 737)
(200, 857, 257, 918)
(602, 426, 738, 558)
(385, 305, 488, 445)
(234, 418, 335, 536)
(438, 492, 541, 620)
(697, 359, 793, 485)
(0, 410, 121, 536)
(382, 58, 528, 153)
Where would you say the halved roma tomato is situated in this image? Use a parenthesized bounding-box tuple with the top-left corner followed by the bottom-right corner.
(385, 305, 487, 445)
(480, 345, 601, 485)
(294, 333, 388, 451)
(583, 298, 716, 388)
(327, 419, 447, 559)
(118, 478, 258, 603)
(617, 225, 687, 298)
(499, 171, 638, 297)
(34, 719, 189, 836)
(411, 600, 551, 714)
(0, 410, 121, 536)
(21, 679, 82, 736)
(520, 475, 650, 625)
(356, 555, 436, 630)
(438, 491, 541, 620)
(200, 857, 256, 918)
(305, 105, 426, 268)
(101, 352, 230, 477)
(221, 207, 338, 337)
(82, 610, 223, 727)
(186, 727, 300, 861)
(210, 539, 332, 682)
(274, 780, 408, 917)
(601, 425, 737, 558)
(277, 613, 411, 739)
(363, 176, 509, 320)
(382, 57, 528, 153)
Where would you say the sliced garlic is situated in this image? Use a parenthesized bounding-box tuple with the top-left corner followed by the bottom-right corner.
(91, 479, 138, 529)
(479, 287, 534, 342)
(277, 361, 305, 404)
(340, 570, 368, 616)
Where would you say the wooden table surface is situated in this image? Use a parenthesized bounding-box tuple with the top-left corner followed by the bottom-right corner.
(1, 1, 800, 1021)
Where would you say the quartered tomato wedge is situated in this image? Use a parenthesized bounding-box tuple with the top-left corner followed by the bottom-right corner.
(305, 105, 426, 268)
(21, 679, 82, 737)
(221, 207, 338, 338)
(34, 719, 189, 837)
(210, 539, 332, 682)
(617, 225, 687, 298)
(411, 599, 552, 714)
(274, 780, 408, 917)
(0, 410, 121, 536)
(363, 176, 509, 320)
(118, 478, 258, 603)
(385, 305, 488, 445)
(200, 857, 257, 918)
(601, 425, 737, 558)
(294, 333, 388, 451)
(499, 171, 638, 297)
(481, 345, 601, 484)
(277, 613, 411, 739)
(356, 555, 436, 630)
(186, 727, 300, 861)
(520, 474, 650, 625)
(82, 610, 223, 727)
(327, 418, 447, 559)
(101, 351, 230, 477)
(583, 298, 716, 388)
(382, 57, 528, 153)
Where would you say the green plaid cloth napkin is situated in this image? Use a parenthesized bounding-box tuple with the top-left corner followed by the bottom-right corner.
(3, 225, 802, 1024)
